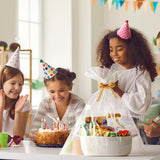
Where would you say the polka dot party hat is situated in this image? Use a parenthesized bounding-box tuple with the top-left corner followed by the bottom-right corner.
(117, 20, 132, 40)
(6, 47, 20, 69)
(40, 59, 57, 79)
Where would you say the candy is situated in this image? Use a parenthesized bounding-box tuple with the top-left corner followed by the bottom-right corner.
(118, 130, 129, 136)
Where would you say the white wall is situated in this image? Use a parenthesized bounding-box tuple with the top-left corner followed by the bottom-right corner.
(42, 0, 71, 69)
(0, 0, 17, 45)
(42, 0, 93, 101)
(91, 0, 104, 93)
(71, 0, 92, 101)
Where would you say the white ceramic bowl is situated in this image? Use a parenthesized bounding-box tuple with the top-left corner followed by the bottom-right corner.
(80, 136, 132, 156)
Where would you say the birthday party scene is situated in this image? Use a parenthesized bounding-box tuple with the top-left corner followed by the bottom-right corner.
(0, 0, 160, 160)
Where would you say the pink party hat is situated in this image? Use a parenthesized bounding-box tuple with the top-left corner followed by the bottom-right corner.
(117, 20, 132, 39)
(40, 59, 57, 79)
(6, 47, 20, 69)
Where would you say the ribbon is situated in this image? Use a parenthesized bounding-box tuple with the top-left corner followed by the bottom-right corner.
(116, 117, 125, 129)
(111, 113, 117, 129)
(97, 82, 117, 102)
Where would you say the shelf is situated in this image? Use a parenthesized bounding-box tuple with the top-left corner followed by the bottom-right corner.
(0, 46, 33, 134)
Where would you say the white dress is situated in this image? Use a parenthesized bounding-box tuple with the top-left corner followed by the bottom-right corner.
(3, 100, 31, 136)
(110, 64, 152, 118)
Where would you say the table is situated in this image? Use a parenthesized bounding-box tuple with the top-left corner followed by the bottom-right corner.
(0, 139, 160, 160)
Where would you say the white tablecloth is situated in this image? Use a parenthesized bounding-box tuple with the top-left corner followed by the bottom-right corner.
(0, 138, 160, 160)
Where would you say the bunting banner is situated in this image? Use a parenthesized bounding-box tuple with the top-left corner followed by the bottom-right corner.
(112, 0, 116, 5)
(116, 0, 120, 10)
(133, 1, 137, 13)
(120, 0, 125, 7)
(125, 0, 130, 12)
(152, 1, 158, 13)
(143, 1, 148, 12)
(137, 0, 144, 9)
(92, 0, 96, 6)
(100, 0, 104, 8)
(108, 0, 112, 9)
(104, 0, 108, 4)
(92, 0, 159, 13)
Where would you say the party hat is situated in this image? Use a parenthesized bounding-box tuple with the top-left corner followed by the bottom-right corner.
(117, 20, 132, 39)
(40, 59, 57, 79)
(6, 47, 20, 69)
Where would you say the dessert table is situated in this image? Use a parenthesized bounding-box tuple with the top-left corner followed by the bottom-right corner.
(0, 139, 160, 160)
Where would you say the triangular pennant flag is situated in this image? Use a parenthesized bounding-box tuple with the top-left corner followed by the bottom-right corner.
(104, 0, 108, 4)
(137, 0, 144, 10)
(150, 1, 154, 12)
(152, 1, 158, 13)
(112, 0, 115, 5)
(6, 47, 20, 69)
(92, 0, 96, 6)
(143, 1, 148, 13)
(116, 0, 120, 10)
(125, 0, 130, 12)
(108, 0, 112, 9)
(133, 1, 138, 13)
(120, 0, 125, 7)
(100, 0, 104, 8)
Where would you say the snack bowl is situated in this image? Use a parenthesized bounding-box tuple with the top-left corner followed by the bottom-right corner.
(80, 136, 132, 156)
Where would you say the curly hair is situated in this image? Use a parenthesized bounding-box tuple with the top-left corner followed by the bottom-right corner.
(96, 28, 157, 82)
(44, 68, 76, 87)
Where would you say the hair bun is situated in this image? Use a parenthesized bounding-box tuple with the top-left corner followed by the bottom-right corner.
(9, 43, 21, 52)
(0, 41, 8, 51)
(67, 72, 76, 81)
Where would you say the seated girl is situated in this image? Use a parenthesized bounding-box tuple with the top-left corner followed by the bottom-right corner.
(30, 60, 85, 141)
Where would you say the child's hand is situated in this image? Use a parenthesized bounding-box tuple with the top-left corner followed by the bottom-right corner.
(143, 119, 160, 138)
(0, 89, 5, 112)
(112, 81, 124, 97)
(15, 94, 29, 113)
(112, 81, 119, 91)
(29, 130, 38, 141)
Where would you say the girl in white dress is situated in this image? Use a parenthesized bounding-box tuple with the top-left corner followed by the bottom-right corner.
(96, 20, 157, 119)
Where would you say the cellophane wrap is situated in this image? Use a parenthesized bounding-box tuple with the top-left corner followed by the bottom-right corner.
(60, 66, 140, 156)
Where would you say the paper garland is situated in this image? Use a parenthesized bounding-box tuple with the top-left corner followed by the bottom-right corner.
(93, 0, 159, 13)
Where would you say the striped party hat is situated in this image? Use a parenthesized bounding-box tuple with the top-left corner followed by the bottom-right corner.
(40, 59, 57, 79)
(117, 20, 132, 39)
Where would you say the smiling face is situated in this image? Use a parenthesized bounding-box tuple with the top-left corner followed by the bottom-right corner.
(46, 80, 72, 106)
(109, 37, 132, 69)
(3, 74, 23, 99)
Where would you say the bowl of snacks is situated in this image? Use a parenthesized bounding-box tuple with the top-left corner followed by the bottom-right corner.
(80, 115, 134, 156)
(80, 134, 132, 156)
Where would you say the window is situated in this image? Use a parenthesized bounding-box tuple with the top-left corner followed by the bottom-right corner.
(18, 0, 42, 108)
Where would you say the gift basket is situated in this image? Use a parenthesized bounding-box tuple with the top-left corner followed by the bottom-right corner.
(60, 66, 139, 156)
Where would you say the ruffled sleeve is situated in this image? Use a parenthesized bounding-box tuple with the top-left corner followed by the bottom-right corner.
(121, 69, 151, 117)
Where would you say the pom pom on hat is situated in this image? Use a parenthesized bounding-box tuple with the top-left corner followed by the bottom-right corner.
(117, 20, 132, 39)
(40, 59, 57, 79)
(5, 47, 20, 69)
